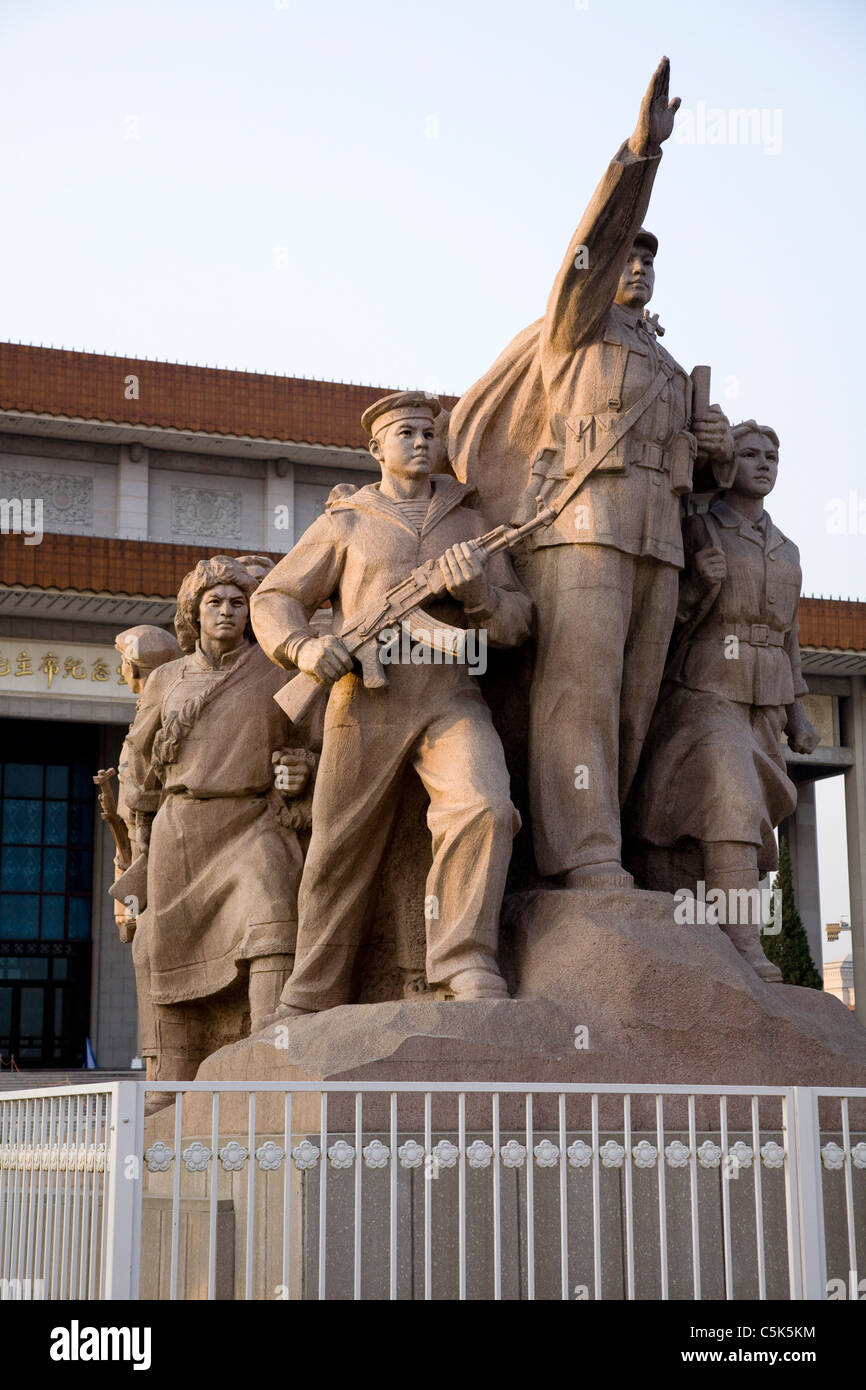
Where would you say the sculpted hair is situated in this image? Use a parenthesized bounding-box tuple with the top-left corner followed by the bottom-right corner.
(174, 556, 258, 653)
(732, 420, 780, 451)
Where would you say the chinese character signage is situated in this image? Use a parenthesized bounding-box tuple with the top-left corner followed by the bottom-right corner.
(0, 640, 134, 700)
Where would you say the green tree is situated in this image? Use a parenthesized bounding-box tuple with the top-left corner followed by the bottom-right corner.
(762, 836, 823, 988)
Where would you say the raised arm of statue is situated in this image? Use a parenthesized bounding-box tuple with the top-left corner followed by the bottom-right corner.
(541, 57, 680, 362)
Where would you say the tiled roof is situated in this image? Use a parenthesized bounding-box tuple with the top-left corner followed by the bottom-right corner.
(799, 598, 866, 652)
(0, 533, 285, 599)
(0, 342, 457, 450)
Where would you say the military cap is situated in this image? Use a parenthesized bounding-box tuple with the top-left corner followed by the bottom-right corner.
(115, 624, 181, 670)
(361, 390, 441, 438)
(633, 227, 658, 257)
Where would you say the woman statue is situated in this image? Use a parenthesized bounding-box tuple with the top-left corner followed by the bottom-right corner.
(627, 421, 819, 981)
(124, 556, 315, 1080)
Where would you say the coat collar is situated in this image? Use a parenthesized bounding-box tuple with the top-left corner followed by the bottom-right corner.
(710, 500, 788, 554)
(192, 639, 253, 672)
(328, 473, 475, 539)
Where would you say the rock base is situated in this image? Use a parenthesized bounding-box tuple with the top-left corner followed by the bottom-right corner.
(191, 887, 866, 1129)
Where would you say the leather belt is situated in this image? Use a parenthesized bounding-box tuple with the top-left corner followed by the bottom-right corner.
(632, 440, 667, 471)
(694, 622, 786, 647)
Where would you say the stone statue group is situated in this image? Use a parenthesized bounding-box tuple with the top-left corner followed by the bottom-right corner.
(104, 60, 818, 1082)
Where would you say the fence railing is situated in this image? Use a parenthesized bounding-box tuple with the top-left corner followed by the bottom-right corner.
(0, 1081, 864, 1300)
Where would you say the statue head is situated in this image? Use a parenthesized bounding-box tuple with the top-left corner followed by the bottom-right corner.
(729, 421, 779, 500)
(114, 624, 182, 694)
(235, 554, 276, 582)
(362, 391, 441, 488)
(614, 228, 657, 312)
(174, 556, 258, 655)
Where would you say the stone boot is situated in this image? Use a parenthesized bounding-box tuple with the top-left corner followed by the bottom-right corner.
(723, 923, 783, 983)
(435, 967, 510, 1001)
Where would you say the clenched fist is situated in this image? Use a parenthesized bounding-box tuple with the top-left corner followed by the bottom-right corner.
(694, 543, 727, 588)
(295, 634, 354, 685)
(272, 748, 311, 796)
(785, 704, 820, 756)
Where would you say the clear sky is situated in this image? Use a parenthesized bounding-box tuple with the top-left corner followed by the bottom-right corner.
(2, 0, 863, 962)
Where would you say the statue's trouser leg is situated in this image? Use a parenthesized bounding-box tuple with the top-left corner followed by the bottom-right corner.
(412, 701, 518, 988)
(281, 718, 416, 1012)
(703, 842, 782, 982)
(618, 554, 679, 801)
(131, 912, 157, 1071)
(152, 1002, 209, 1081)
(527, 544, 677, 878)
(248, 953, 295, 1029)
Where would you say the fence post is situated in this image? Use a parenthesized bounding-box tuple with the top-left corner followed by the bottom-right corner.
(103, 1082, 143, 1300)
(791, 1087, 827, 1300)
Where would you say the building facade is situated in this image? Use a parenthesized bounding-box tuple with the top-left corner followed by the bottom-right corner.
(0, 342, 864, 1067)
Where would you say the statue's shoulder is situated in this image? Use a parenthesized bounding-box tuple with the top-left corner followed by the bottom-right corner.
(325, 482, 359, 510)
(763, 510, 800, 560)
(145, 653, 190, 690)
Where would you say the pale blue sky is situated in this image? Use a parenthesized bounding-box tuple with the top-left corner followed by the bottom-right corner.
(1, 0, 863, 959)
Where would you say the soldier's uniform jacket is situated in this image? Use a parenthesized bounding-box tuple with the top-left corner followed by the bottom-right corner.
(535, 144, 694, 566)
(251, 474, 532, 687)
(665, 500, 809, 708)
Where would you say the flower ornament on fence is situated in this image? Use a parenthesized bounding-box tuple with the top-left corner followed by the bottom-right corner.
(466, 1140, 493, 1169)
(362, 1140, 390, 1169)
(182, 1142, 211, 1173)
(255, 1141, 285, 1171)
(219, 1141, 249, 1172)
(599, 1140, 625, 1169)
(432, 1140, 459, 1169)
(534, 1139, 560, 1168)
(759, 1141, 785, 1170)
(500, 1140, 527, 1168)
(664, 1140, 690, 1168)
(697, 1140, 722, 1168)
(727, 1141, 754, 1170)
(327, 1140, 355, 1170)
(292, 1140, 320, 1171)
(144, 1141, 174, 1173)
(397, 1139, 425, 1169)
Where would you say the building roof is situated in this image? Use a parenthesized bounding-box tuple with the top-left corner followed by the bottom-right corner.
(0, 342, 456, 451)
(798, 598, 866, 652)
(0, 534, 283, 599)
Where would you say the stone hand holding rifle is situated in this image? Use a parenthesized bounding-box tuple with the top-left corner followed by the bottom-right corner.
(277, 511, 553, 727)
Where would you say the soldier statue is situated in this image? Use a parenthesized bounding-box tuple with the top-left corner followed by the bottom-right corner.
(449, 58, 735, 889)
(627, 421, 819, 980)
(251, 391, 532, 1015)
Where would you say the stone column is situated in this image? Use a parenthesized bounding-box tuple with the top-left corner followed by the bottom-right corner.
(116, 443, 149, 540)
(840, 675, 866, 1026)
(264, 457, 294, 552)
(780, 780, 823, 979)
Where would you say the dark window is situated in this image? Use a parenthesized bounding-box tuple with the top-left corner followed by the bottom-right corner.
(0, 721, 97, 1067)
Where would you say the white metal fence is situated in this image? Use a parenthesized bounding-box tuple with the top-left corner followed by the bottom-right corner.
(1, 1081, 864, 1300)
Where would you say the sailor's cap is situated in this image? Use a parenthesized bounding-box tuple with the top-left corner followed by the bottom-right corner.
(361, 390, 441, 438)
